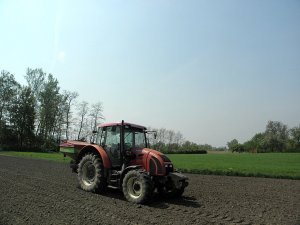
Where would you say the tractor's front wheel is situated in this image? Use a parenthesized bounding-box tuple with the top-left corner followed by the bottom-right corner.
(122, 170, 153, 204)
(78, 153, 107, 193)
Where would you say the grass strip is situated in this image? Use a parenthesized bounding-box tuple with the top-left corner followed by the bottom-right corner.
(167, 153, 300, 180)
(0, 151, 71, 163)
(1, 151, 299, 180)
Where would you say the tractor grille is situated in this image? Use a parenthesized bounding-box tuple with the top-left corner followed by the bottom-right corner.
(149, 156, 163, 175)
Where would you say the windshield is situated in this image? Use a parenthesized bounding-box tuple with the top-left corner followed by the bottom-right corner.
(124, 127, 146, 149)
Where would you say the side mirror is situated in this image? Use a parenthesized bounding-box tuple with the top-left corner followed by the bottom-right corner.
(154, 132, 157, 139)
(92, 130, 98, 134)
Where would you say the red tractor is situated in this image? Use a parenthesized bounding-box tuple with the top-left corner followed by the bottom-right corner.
(60, 121, 188, 204)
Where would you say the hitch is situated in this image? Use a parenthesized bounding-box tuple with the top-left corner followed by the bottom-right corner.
(168, 172, 189, 189)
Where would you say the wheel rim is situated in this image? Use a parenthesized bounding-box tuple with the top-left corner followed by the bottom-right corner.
(82, 161, 96, 186)
(127, 177, 142, 199)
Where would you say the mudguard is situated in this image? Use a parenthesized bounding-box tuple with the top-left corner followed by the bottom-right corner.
(79, 144, 112, 169)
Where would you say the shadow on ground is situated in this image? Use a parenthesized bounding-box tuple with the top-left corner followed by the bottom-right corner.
(80, 185, 201, 208)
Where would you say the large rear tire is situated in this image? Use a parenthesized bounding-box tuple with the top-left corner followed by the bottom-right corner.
(78, 153, 107, 193)
(122, 170, 153, 204)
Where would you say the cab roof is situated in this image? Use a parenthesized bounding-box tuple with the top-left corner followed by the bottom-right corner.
(99, 122, 146, 130)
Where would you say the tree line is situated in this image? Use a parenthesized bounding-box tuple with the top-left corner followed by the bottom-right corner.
(227, 121, 300, 153)
(0, 68, 104, 151)
(1, 68, 210, 153)
(147, 127, 224, 154)
(5, 68, 297, 154)
(0, 68, 220, 153)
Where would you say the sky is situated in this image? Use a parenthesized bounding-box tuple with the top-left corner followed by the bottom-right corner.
(0, 0, 300, 146)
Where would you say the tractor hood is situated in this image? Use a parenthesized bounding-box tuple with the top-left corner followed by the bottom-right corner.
(130, 148, 173, 176)
(131, 148, 170, 161)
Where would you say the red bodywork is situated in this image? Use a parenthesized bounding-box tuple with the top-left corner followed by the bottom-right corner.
(60, 121, 188, 203)
(129, 148, 172, 176)
(60, 121, 173, 176)
(60, 141, 172, 176)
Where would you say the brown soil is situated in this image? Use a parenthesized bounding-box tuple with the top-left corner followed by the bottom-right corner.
(0, 155, 299, 225)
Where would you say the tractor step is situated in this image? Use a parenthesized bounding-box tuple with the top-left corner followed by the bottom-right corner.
(108, 170, 121, 187)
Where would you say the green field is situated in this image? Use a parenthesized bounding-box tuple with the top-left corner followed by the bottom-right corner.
(0, 151, 299, 179)
(0, 151, 71, 163)
(167, 153, 300, 179)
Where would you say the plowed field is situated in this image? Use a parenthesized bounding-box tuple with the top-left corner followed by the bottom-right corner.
(0, 155, 299, 225)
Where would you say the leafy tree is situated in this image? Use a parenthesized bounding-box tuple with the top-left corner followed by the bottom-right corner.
(227, 139, 239, 151)
(243, 133, 266, 153)
(39, 74, 62, 149)
(0, 70, 20, 122)
(227, 139, 244, 153)
(25, 68, 46, 136)
(264, 121, 288, 152)
(0, 71, 20, 148)
(289, 125, 300, 152)
(10, 87, 35, 150)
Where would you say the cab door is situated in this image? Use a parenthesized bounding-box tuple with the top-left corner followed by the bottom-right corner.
(100, 126, 121, 168)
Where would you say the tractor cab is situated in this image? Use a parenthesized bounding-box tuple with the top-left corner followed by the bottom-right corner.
(95, 121, 148, 168)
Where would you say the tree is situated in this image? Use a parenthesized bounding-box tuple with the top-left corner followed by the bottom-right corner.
(25, 68, 46, 136)
(264, 121, 288, 152)
(62, 91, 78, 140)
(39, 74, 61, 149)
(173, 131, 184, 151)
(0, 70, 20, 122)
(166, 130, 175, 151)
(243, 133, 266, 153)
(174, 131, 183, 146)
(53, 96, 67, 143)
(76, 101, 89, 140)
(289, 125, 300, 152)
(227, 139, 244, 153)
(89, 102, 104, 132)
(156, 128, 167, 151)
(0, 70, 20, 148)
(10, 87, 35, 150)
(227, 139, 239, 152)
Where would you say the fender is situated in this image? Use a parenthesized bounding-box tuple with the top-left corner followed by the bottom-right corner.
(121, 165, 143, 177)
(78, 144, 112, 169)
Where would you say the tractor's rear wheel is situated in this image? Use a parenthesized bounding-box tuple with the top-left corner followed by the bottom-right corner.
(122, 170, 153, 204)
(78, 153, 107, 193)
